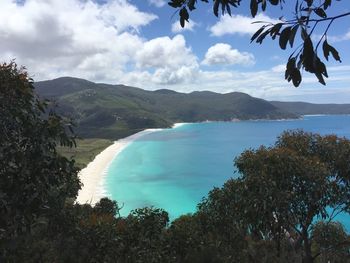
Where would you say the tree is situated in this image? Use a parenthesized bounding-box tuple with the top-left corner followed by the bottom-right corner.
(119, 207, 170, 262)
(94, 197, 120, 216)
(312, 221, 350, 262)
(168, 0, 349, 87)
(0, 61, 80, 259)
(199, 130, 350, 263)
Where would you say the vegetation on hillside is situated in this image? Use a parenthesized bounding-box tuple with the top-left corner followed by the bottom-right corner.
(35, 77, 298, 139)
(57, 138, 112, 169)
(1, 63, 350, 262)
(35, 77, 350, 142)
(270, 101, 350, 115)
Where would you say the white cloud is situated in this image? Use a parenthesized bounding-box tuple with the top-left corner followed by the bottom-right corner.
(129, 35, 199, 85)
(209, 13, 279, 37)
(271, 64, 285, 73)
(136, 35, 198, 70)
(191, 65, 350, 103)
(202, 43, 255, 66)
(0, 0, 156, 81)
(148, 0, 166, 8)
(119, 64, 199, 86)
(1, 1, 349, 103)
(171, 19, 198, 33)
(314, 28, 350, 43)
(152, 65, 199, 84)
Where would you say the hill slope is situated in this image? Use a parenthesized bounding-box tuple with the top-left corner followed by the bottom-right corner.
(35, 77, 297, 139)
(270, 101, 350, 115)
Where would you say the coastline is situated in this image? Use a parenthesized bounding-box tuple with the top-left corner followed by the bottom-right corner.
(76, 128, 162, 205)
(75, 116, 342, 205)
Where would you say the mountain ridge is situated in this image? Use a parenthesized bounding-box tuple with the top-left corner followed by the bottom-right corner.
(34, 77, 349, 139)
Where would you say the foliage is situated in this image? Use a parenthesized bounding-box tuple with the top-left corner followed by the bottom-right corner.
(35, 77, 298, 139)
(57, 138, 112, 169)
(0, 62, 80, 259)
(312, 221, 350, 262)
(168, 0, 349, 87)
(1, 64, 350, 262)
(199, 130, 350, 262)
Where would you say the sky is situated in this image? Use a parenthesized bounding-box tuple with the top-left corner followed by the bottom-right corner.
(1, 0, 350, 103)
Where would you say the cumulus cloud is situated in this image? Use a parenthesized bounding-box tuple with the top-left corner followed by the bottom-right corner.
(209, 13, 279, 37)
(171, 19, 198, 33)
(191, 65, 350, 103)
(202, 43, 255, 66)
(0, 0, 202, 85)
(148, 0, 166, 8)
(118, 64, 199, 87)
(271, 64, 285, 73)
(136, 35, 198, 69)
(0, 0, 156, 80)
(131, 35, 199, 85)
(313, 28, 350, 43)
(1, 0, 349, 102)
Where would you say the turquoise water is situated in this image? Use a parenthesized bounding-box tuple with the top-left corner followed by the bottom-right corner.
(105, 115, 350, 229)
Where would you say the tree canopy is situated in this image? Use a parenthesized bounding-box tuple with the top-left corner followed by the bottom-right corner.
(168, 0, 349, 87)
(199, 130, 350, 262)
(1, 63, 350, 262)
(0, 62, 80, 259)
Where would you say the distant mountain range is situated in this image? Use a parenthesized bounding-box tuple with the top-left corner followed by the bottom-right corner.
(270, 101, 350, 115)
(35, 77, 350, 139)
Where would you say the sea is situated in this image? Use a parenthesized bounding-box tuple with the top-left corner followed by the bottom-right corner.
(105, 115, 350, 230)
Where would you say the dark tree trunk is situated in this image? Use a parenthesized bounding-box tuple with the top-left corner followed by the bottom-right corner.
(302, 228, 313, 263)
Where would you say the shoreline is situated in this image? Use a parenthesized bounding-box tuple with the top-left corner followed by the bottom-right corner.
(76, 128, 162, 205)
(76, 115, 341, 205)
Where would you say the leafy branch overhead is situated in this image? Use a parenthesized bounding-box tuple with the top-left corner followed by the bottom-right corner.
(168, 0, 350, 87)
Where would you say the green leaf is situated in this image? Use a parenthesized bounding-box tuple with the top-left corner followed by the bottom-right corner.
(270, 23, 283, 39)
(226, 3, 231, 16)
(168, 2, 178, 8)
(213, 0, 220, 17)
(322, 39, 330, 61)
(180, 16, 185, 27)
(301, 27, 308, 41)
(291, 68, 302, 87)
(279, 26, 292, 50)
(179, 7, 189, 28)
(168, 0, 184, 8)
(324, 0, 332, 10)
(250, 26, 265, 43)
(187, 0, 196, 11)
(314, 56, 328, 85)
(250, 0, 258, 18)
(289, 25, 299, 48)
(323, 40, 342, 62)
(329, 45, 342, 62)
(306, 0, 313, 7)
(286, 57, 296, 71)
(314, 8, 327, 18)
(256, 29, 271, 44)
(302, 37, 315, 73)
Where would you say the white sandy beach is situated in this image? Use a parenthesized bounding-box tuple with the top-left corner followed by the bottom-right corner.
(76, 128, 162, 205)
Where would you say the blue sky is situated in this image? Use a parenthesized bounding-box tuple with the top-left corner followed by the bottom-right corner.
(1, 0, 349, 102)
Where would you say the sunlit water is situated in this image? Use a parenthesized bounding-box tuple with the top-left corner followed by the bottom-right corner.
(105, 115, 350, 230)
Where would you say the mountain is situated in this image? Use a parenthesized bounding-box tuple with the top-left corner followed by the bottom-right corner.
(35, 77, 297, 139)
(270, 101, 350, 115)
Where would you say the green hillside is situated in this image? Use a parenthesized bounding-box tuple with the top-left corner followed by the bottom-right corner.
(35, 77, 298, 139)
(270, 101, 350, 115)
